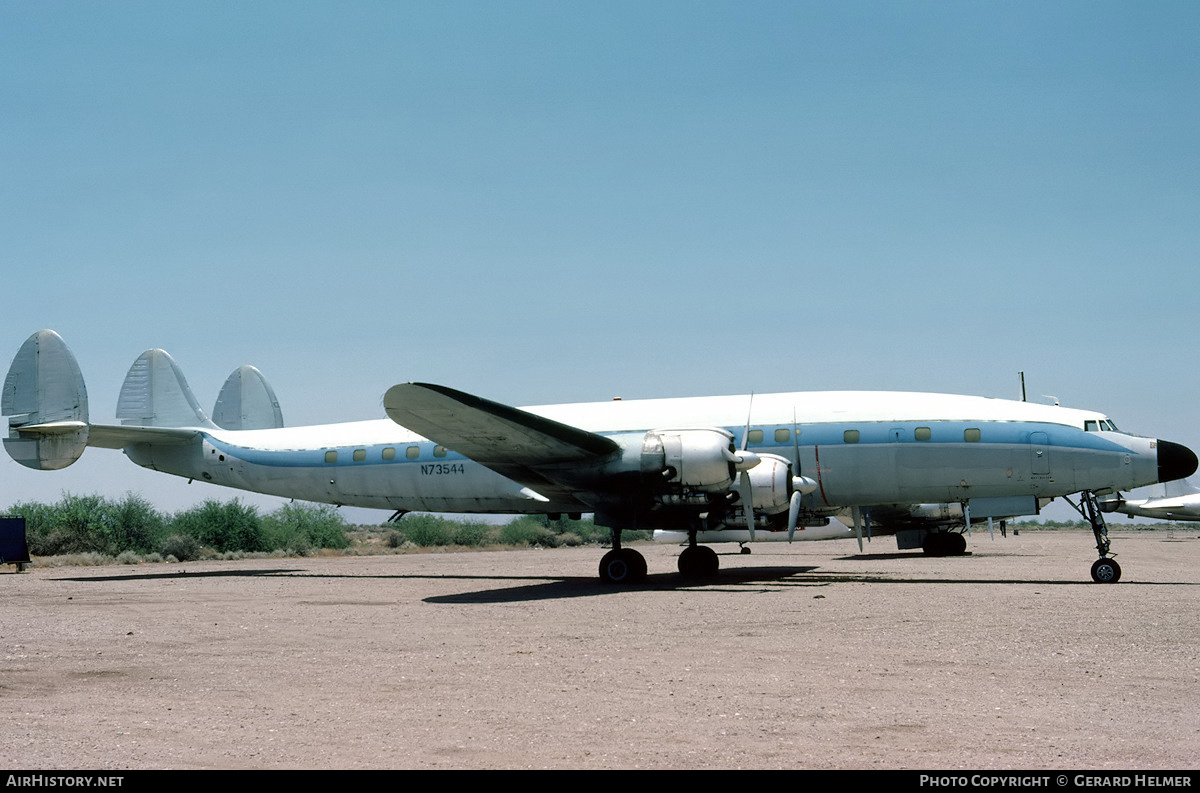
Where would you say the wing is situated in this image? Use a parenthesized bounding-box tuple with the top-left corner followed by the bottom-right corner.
(383, 383, 619, 507)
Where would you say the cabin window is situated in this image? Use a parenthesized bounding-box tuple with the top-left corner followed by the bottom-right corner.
(748, 429, 763, 444)
(964, 428, 981, 442)
(434, 446, 447, 458)
(406, 445, 420, 459)
(844, 430, 860, 444)
(324, 450, 338, 464)
(775, 428, 790, 443)
(915, 427, 932, 441)
(353, 449, 366, 462)
(382, 447, 396, 461)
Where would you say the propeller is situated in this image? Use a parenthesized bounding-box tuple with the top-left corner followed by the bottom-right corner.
(730, 394, 759, 540)
(785, 410, 818, 541)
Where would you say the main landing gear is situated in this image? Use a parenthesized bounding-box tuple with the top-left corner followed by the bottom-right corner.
(598, 529, 647, 584)
(1065, 491, 1122, 583)
(677, 542, 719, 578)
(922, 530, 968, 557)
(598, 528, 722, 583)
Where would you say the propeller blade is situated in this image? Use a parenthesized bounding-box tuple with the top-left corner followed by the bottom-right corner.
(738, 470, 755, 541)
(787, 491, 801, 542)
(740, 393, 755, 450)
(852, 506, 863, 552)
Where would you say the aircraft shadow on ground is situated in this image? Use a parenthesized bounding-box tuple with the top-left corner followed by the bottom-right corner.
(46, 561, 1199, 604)
(49, 568, 297, 582)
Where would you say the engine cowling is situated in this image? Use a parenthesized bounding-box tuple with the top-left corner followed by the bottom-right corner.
(640, 428, 737, 504)
(741, 453, 794, 516)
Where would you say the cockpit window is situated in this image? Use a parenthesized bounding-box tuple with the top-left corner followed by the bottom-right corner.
(1085, 420, 1098, 432)
(1086, 419, 1120, 432)
(1105, 420, 1119, 431)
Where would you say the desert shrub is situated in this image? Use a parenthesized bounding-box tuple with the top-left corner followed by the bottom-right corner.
(450, 520, 496, 547)
(108, 493, 168, 553)
(398, 514, 456, 546)
(160, 533, 204, 562)
(171, 499, 266, 553)
(262, 502, 349, 553)
(7, 493, 166, 556)
(499, 516, 558, 547)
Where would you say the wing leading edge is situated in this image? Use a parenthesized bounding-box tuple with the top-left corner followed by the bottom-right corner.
(382, 382, 620, 508)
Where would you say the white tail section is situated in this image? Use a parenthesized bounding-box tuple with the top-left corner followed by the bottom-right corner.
(117, 349, 216, 429)
(2, 330, 90, 469)
(213, 365, 283, 430)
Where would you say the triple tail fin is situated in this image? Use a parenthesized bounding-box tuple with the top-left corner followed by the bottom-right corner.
(2, 330, 90, 469)
(213, 365, 284, 430)
(116, 349, 217, 429)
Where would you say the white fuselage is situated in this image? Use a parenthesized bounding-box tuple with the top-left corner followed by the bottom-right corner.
(122, 390, 1161, 518)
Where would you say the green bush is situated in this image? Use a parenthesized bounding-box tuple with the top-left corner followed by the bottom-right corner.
(262, 502, 349, 553)
(160, 533, 204, 562)
(398, 514, 456, 546)
(108, 493, 168, 554)
(499, 516, 558, 547)
(8, 492, 167, 556)
(457, 521, 496, 546)
(172, 499, 266, 553)
(5, 494, 638, 559)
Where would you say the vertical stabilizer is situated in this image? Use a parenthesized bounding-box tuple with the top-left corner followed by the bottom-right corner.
(213, 365, 284, 430)
(2, 330, 90, 469)
(117, 349, 216, 429)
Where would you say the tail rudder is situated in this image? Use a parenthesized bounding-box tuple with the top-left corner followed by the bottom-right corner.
(2, 330, 90, 469)
(117, 349, 216, 429)
(213, 365, 284, 430)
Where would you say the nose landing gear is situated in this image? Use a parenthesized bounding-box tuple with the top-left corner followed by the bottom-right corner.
(1065, 491, 1122, 583)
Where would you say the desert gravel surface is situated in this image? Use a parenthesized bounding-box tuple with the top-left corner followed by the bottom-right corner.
(3, 530, 1199, 770)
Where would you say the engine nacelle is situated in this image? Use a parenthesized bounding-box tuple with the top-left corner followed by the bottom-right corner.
(742, 453, 794, 515)
(641, 427, 737, 499)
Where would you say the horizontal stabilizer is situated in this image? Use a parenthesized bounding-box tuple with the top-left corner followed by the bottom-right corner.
(213, 365, 283, 430)
(117, 349, 216, 429)
(3, 330, 90, 469)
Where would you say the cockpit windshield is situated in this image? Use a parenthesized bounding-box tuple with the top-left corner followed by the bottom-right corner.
(1085, 419, 1120, 432)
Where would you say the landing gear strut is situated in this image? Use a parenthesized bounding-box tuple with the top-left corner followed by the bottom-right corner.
(1065, 491, 1122, 583)
(598, 528, 647, 584)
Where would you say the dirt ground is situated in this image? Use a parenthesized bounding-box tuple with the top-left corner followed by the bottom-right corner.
(2, 530, 1199, 770)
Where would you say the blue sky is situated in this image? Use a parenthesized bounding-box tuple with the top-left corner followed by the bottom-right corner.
(3, 1, 1198, 523)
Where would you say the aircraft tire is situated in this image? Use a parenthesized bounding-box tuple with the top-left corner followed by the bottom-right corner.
(678, 545, 719, 578)
(599, 549, 646, 584)
(951, 533, 967, 555)
(923, 532, 967, 557)
(922, 533, 948, 556)
(1090, 557, 1121, 584)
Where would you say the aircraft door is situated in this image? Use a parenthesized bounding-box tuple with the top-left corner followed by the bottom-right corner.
(1030, 432, 1050, 476)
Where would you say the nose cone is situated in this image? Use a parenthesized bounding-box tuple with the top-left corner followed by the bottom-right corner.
(1157, 440, 1198, 483)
